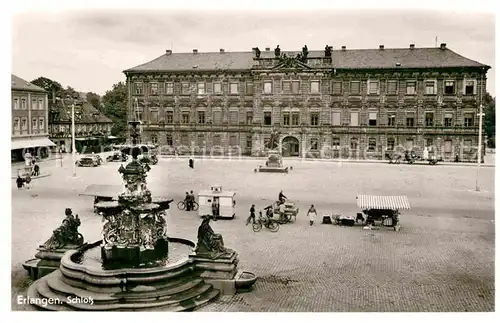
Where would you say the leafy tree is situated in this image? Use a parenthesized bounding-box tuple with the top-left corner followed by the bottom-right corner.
(483, 92, 495, 148)
(101, 82, 128, 138)
(31, 76, 64, 101)
(86, 92, 101, 109)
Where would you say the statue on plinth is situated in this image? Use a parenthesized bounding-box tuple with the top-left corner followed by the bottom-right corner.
(195, 215, 233, 259)
(42, 208, 84, 249)
(266, 129, 280, 150)
(274, 45, 281, 57)
(302, 45, 309, 61)
(253, 47, 261, 58)
(325, 45, 332, 58)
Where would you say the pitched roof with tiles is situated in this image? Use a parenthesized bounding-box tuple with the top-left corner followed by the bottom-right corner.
(11, 74, 47, 92)
(124, 46, 489, 73)
(52, 101, 113, 124)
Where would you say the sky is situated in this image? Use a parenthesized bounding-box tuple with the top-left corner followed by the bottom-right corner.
(12, 8, 495, 96)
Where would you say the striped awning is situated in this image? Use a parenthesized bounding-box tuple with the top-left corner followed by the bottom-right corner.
(356, 195, 411, 210)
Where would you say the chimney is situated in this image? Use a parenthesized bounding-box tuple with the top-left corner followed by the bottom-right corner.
(193, 49, 198, 54)
(379, 45, 384, 50)
(265, 47, 270, 51)
(166, 49, 172, 55)
(220, 48, 225, 53)
(341, 46, 346, 51)
(409, 44, 415, 49)
(440, 43, 447, 50)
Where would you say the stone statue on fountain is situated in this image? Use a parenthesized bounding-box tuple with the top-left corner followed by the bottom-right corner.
(195, 215, 234, 260)
(42, 208, 84, 250)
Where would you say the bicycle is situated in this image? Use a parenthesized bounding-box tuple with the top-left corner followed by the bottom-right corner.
(177, 200, 199, 211)
(252, 218, 280, 232)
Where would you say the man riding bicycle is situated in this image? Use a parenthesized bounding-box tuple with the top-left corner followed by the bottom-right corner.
(278, 190, 287, 204)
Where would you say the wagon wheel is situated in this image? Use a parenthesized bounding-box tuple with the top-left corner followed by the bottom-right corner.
(252, 221, 262, 232)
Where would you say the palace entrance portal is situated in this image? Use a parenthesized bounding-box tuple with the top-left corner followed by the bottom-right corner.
(281, 136, 300, 157)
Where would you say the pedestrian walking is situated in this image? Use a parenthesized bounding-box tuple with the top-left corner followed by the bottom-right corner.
(16, 175, 24, 189)
(246, 204, 256, 225)
(307, 205, 317, 226)
(189, 158, 194, 169)
(33, 163, 40, 177)
(25, 174, 31, 189)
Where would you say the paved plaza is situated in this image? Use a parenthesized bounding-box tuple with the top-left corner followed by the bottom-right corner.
(11, 155, 495, 311)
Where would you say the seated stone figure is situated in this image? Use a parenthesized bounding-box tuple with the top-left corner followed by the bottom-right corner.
(195, 215, 232, 259)
(42, 208, 84, 249)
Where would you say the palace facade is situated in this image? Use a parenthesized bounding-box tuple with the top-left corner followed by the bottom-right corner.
(123, 44, 489, 161)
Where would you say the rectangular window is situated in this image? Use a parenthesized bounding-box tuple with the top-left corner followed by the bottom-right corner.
(426, 139, 434, 148)
(350, 138, 358, 150)
(368, 112, 377, 126)
(166, 111, 173, 124)
(213, 82, 222, 94)
(292, 81, 300, 94)
(246, 111, 253, 124)
(368, 81, 379, 94)
(181, 83, 190, 95)
(464, 113, 474, 127)
(197, 111, 205, 124)
(32, 99, 37, 110)
(387, 138, 395, 150)
(213, 135, 221, 146)
(332, 137, 340, 149)
(21, 98, 27, 110)
(150, 111, 158, 123)
(38, 99, 43, 110)
(165, 82, 174, 95)
(229, 135, 238, 146)
(263, 81, 273, 94)
(350, 82, 360, 94)
(246, 82, 254, 95)
(229, 110, 238, 125)
(425, 81, 437, 95)
(282, 81, 291, 93)
(197, 134, 205, 147)
(387, 81, 397, 94)
(246, 136, 252, 149)
(150, 83, 158, 95)
(166, 134, 173, 146)
(181, 134, 189, 146)
(310, 139, 319, 150)
(406, 117, 415, 127)
(283, 113, 290, 126)
(368, 138, 376, 152)
(465, 80, 475, 95)
(406, 81, 416, 95)
(197, 83, 205, 95)
(182, 113, 190, 124)
(13, 117, 20, 130)
(32, 118, 38, 129)
(134, 82, 143, 95)
(21, 117, 27, 130)
(332, 112, 341, 126)
(158, 82, 165, 94)
(425, 112, 434, 127)
(310, 81, 320, 93)
(230, 83, 238, 94)
(291, 113, 300, 125)
(13, 98, 19, 110)
(350, 112, 359, 126)
(310, 112, 319, 126)
(444, 113, 453, 127)
(444, 80, 455, 95)
(406, 139, 414, 149)
(263, 112, 272, 125)
(213, 110, 222, 124)
(332, 81, 342, 95)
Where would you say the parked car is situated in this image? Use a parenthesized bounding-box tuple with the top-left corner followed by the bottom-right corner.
(106, 152, 128, 162)
(138, 153, 158, 165)
(76, 155, 100, 167)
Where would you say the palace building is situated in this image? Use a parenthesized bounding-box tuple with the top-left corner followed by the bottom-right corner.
(123, 44, 489, 161)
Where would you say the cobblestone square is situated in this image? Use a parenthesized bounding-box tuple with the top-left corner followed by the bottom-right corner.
(11, 156, 495, 311)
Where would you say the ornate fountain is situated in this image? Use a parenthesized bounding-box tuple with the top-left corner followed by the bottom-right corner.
(25, 120, 256, 311)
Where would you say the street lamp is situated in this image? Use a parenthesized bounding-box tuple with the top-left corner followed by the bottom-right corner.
(475, 71, 486, 192)
(57, 96, 78, 177)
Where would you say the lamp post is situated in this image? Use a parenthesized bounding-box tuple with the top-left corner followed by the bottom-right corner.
(58, 96, 77, 177)
(475, 72, 485, 192)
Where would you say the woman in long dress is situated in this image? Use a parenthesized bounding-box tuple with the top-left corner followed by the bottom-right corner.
(307, 205, 317, 226)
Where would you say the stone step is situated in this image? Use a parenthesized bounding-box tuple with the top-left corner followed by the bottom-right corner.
(48, 270, 205, 302)
(33, 272, 218, 311)
(26, 279, 68, 311)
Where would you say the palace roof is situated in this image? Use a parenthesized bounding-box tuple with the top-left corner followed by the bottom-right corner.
(124, 46, 489, 73)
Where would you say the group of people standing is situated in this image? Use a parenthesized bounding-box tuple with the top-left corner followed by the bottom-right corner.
(184, 191, 196, 211)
